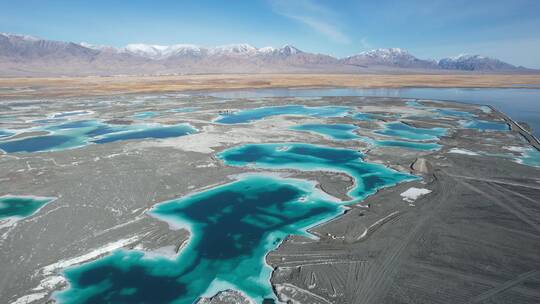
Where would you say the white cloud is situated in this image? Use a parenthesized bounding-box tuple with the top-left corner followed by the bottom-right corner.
(269, 0, 351, 44)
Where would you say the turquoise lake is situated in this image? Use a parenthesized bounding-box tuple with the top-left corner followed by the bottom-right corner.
(0, 120, 197, 153)
(352, 112, 377, 121)
(433, 108, 476, 118)
(215, 105, 351, 124)
(0, 195, 54, 221)
(55, 143, 415, 303)
(55, 174, 342, 304)
(290, 123, 441, 151)
(290, 123, 359, 141)
(375, 122, 447, 141)
(132, 111, 159, 120)
(0, 130, 13, 138)
(461, 119, 510, 131)
(218, 143, 416, 201)
(515, 148, 540, 167)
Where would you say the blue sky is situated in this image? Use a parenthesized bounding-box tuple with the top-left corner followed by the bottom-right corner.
(1, 0, 540, 67)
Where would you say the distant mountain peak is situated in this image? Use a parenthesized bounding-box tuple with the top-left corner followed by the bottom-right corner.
(280, 44, 301, 55)
(357, 48, 409, 56)
(448, 54, 487, 60)
(123, 43, 202, 59)
(210, 43, 258, 56)
(438, 54, 517, 71)
(0, 32, 531, 76)
(342, 47, 436, 69)
(0, 32, 40, 41)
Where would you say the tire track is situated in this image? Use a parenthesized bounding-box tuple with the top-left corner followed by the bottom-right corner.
(470, 270, 540, 303)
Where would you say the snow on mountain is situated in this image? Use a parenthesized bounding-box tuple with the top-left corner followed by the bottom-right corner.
(437, 54, 518, 71)
(342, 48, 437, 69)
(100, 43, 304, 59)
(0, 32, 531, 76)
(80, 42, 118, 52)
(0, 32, 40, 42)
(124, 44, 202, 59)
(208, 43, 258, 56)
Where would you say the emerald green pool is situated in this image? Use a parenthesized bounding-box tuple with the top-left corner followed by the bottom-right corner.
(0, 195, 55, 221)
(290, 123, 441, 151)
(218, 143, 416, 201)
(290, 123, 360, 141)
(215, 105, 351, 124)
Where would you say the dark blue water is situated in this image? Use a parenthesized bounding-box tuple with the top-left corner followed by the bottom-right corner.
(0, 135, 75, 153)
(206, 88, 540, 137)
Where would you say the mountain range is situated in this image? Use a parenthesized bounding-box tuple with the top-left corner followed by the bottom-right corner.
(0, 32, 533, 76)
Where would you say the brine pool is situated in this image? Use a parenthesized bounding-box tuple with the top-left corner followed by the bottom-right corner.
(0, 120, 197, 153)
(215, 105, 351, 124)
(375, 122, 447, 141)
(290, 123, 441, 151)
(0, 195, 55, 222)
(460, 119, 510, 131)
(54, 143, 416, 303)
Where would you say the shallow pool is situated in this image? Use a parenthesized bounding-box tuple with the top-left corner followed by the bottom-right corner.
(290, 123, 441, 151)
(516, 148, 540, 167)
(0, 130, 14, 138)
(375, 122, 447, 141)
(433, 108, 476, 118)
(215, 105, 351, 124)
(0, 195, 55, 221)
(0, 120, 197, 153)
(290, 123, 360, 141)
(460, 119, 510, 131)
(132, 111, 159, 119)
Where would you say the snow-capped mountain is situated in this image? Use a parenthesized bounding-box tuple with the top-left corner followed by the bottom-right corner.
(123, 44, 203, 59)
(84, 42, 303, 59)
(0, 32, 532, 76)
(438, 54, 518, 71)
(341, 48, 437, 69)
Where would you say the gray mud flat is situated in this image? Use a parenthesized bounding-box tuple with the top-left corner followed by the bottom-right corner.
(0, 94, 539, 304)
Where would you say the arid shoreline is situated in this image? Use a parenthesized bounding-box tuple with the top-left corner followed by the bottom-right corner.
(1, 73, 540, 99)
